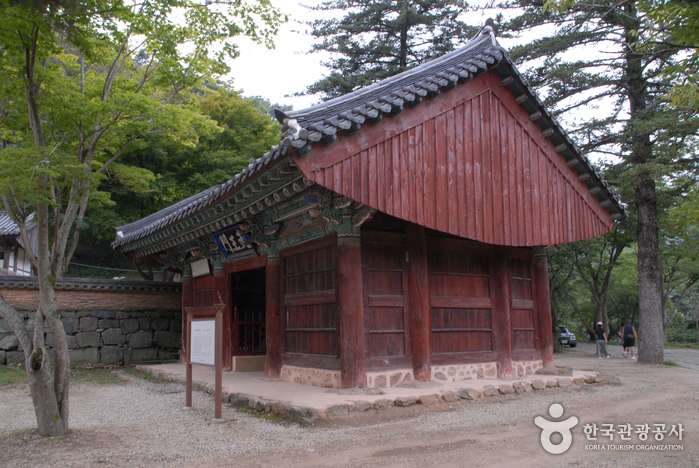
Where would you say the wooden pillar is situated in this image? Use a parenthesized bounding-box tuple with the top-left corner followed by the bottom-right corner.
(213, 260, 232, 369)
(406, 224, 431, 382)
(181, 266, 191, 364)
(337, 234, 366, 388)
(492, 247, 513, 379)
(265, 252, 282, 378)
(533, 248, 555, 368)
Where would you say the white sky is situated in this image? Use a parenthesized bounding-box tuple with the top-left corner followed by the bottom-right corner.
(227, 0, 329, 111)
(227, 1, 496, 111)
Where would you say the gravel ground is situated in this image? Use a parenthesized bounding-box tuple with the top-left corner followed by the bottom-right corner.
(1, 343, 698, 467)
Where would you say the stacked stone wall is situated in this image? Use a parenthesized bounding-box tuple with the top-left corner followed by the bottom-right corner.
(0, 277, 182, 367)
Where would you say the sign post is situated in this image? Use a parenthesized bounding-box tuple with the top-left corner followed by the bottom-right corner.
(184, 304, 225, 422)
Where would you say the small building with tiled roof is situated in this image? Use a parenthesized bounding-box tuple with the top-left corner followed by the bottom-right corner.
(0, 211, 36, 276)
(114, 24, 625, 389)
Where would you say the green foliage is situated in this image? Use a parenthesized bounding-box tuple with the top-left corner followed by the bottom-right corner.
(302, 0, 479, 100)
(0, 0, 286, 276)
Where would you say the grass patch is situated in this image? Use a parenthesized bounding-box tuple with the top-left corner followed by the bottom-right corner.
(664, 360, 684, 367)
(120, 365, 158, 381)
(0, 366, 28, 388)
(0, 428, 33, 440)
(71, 367, 126, 386)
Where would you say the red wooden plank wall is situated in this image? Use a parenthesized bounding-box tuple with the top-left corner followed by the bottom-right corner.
(282, 245, 338, 357)
(427, 246, 494, 354)
(510, 257, 536, 350)
(191, 275, 213, 308)
(294, 71, 613, 247)
(362, 237, 409, 361)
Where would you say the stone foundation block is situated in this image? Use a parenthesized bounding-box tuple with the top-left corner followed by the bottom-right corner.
(128, 330, 153, 349)
(5, 351, 23, 366)
(120, 318, 140, 334)
(79, 316, 99, 332)
(326, 404, 351, 417)
(457, 388, 479, 400)
(100, 346, 124, 365)
(572, 377, 585, 386)
(70, 347, 100, 366)
(395, 396, 419, 407)
(482, 385, 499, 397)
(0, 334, 18, 351)
(556, 378, 572, 388)
(373, 399, 393, 410)
(0, 350, 5, 364)
(76, 332, 100, 348)
(418, 394, 441, 406)
(545, 379, 558, 388)
(154, 331, 180, 349)
(102, 328, 125, 345)
(440, 390, 459, 402)
(99, 319, 120, 329)
(497, 384, 515, 395)
(531, 380, 546, 390)
(351, 400, 372, 411)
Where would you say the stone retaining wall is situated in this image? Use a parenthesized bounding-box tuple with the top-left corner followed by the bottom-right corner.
(0, 276, 182, 367)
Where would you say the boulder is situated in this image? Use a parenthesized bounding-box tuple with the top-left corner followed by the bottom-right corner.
(350, 400, 373, 411)
(482, 385, 499, 397)
(0, 350, 5, 364)
(556, 378, 572, 388)
(546, 379, 558, 388)
(5, 351, 23, 366)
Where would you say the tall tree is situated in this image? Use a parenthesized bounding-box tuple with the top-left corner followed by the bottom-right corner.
(480, 0, 699, 364)
(302, 0, 478, 99)
(0, 0, 285, 436)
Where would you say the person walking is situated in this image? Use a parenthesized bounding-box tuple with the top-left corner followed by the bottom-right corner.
(596, 321, 609, 359)
(622, 319, 638, 360)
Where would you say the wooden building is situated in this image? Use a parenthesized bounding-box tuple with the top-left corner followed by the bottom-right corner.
(0, 211, 36, 276)
(114, 25, 625, 389)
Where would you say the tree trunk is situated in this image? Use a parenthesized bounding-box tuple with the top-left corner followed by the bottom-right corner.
(27, 347, 66, 436)
(636, 178, 664, 363)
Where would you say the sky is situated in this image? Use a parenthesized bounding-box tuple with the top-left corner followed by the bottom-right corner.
(226, 0, 329, 111)
(226, 1, 496, 112)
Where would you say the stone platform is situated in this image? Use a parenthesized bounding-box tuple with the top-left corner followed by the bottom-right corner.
(138, 363, 618, 425)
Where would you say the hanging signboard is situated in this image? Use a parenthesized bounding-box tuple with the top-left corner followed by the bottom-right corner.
(190, 319, 215, 366)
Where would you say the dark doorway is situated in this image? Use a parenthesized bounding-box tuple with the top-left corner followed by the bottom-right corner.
(230, 267, 266, 355)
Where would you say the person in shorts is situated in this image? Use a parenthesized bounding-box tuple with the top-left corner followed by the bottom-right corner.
(596, 321, 609, 359)
(622, 319, 638, 360)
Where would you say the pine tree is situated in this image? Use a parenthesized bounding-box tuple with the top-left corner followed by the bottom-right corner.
(486, 0, 699, 363)
(303, 0, 478, 100)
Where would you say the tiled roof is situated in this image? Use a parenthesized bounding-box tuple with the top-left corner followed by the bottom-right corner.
(0, 275, 182, 292)
(113, 22, 625, 253)
(0, 211, 35, 237)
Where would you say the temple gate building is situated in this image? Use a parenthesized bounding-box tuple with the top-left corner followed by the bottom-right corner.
(114, 25, 625, 389)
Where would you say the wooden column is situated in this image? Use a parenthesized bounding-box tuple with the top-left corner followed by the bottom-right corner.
(533, 248, 555, 368)
(492, 247, 513, 379)
(337, 234, 366, 388)
(265, 252, 282, 378)
(181, 266, 191, 364)
(406, 224, 431, 382)
(213, 260, 232, 369)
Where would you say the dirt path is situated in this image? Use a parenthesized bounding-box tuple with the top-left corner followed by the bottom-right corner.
(1, 345, 697, 467)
